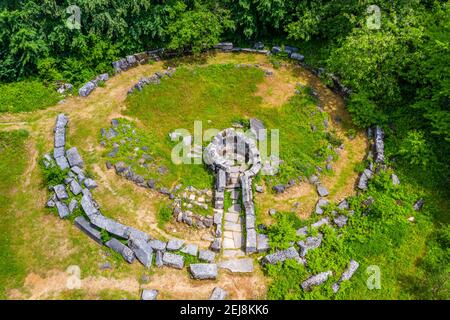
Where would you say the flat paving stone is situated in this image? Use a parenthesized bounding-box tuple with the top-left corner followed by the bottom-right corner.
(222, 238, 236, 249)
(223, 231, 233, 239)
(224, 212, 240, 223)
(218, 258, 254, 273)
(222, 249, 245, 258)
(224, 221, 241, 232)
(232, 232, 243, 248)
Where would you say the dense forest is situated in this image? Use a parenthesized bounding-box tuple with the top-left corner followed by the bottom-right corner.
(0, 0, 448, 299)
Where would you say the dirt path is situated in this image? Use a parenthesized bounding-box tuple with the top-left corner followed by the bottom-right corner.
(1, 52, 365, 300)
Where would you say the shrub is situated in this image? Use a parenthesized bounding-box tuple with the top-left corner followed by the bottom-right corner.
(157, 205, 173, 228)
(40, 159, 68, 186)
(398, 130, 433, 168)
(267, 213, 299, 250)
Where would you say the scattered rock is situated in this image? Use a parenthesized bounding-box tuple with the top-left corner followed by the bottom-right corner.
(413, 199, 424, 211)
(141, 289, 158, 300)
(298, 233, 323, 257)
(66, 147, 84, 168)
(301, 271, 332, 291)
(199, 249, 216, 263)
(166, 239, 185, 251)
(84, 178, 98, 189)
(334, 215, 348, 228)
(209, 287, 227, 300)
(190, 263, 218, 280)
(162, 252, 184, 269)
(316, 185, 329, 197)
(181, 244, 198, 256)
(315, 198, 329, 215)
(332, 260, 359, 293)
(273, 184, 285, 194)
(105, 238, 135, 263)
(391, 173, 400, 185)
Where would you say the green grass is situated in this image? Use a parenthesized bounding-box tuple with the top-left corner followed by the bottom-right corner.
(0, 80, 61, 113)
(0, 129, 29, 298)
(157, 203, 173, 228)
(120, 63, 330, 191)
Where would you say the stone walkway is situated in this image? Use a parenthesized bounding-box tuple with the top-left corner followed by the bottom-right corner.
(221, 171, 246, 259)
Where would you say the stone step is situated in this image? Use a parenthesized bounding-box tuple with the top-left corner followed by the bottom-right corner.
(224, 212, 240, 223)
(218, 258, 254, 273)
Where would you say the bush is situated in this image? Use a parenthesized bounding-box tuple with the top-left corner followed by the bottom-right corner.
(157, 205, 173, 228)
(267, 213, 299, 250)
(347, 91, 385, 128)
(398, 130, 434, 168)
(40, 159, 68, 186)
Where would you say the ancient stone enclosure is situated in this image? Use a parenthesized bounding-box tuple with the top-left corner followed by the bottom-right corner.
(40, 42, 406, 300)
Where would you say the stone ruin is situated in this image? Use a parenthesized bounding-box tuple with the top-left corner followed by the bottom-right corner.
(204, 128, 265, 255)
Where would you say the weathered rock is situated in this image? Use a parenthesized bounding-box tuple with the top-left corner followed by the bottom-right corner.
(262, 247, 304, 265)
(257, 233, 270, 253)
(166, 239, 185, 251)
(69, 179, 82, 196)
(54, 127, 66, 149)
(273, 184, 285, 194)
(74, 216, 102, 245)
(218, 258, 254, 273)
(55, 114, 69, 129)
(271, 46, 282, 54)
(209, 287, 227, 300)
(290, 52, 305, 61)
(332, 260, 359, 293)
(337, 199, 349, 210)
(311, 217, 330, 228)
(84, 178, 98, 189)
(246, 228, 257, 254)
(301, 271, 332, 291)
(315, 198, 329, 215)
(129, 238, 153, 268)
(210, 238, 221, 252)
(90, 215, 129, 239)
(181, 244, 198, 256)
(190, 263, 218, 280)
(55, 156, 70, 170)
(147, 179, 155, 189)
(298, 234, 323, 257)
(78, 81, 96, 97)
(68, 199, 78, 213)
(105, 238, 135, 263)
(284, 46, 299, 54)
(214, 42, 233, 51)
(80, 194, 98, 217)
(255, 185, 264, 193)
(53, 184, 69, 200)
(199, 249, 216, 263)
(148, 239, 167, 251)
(162, 252, 184, 269)
(316, 185, 329, 197)
(413, 199, 424, 211)
(141, 289, 158, 300)
(55, 201, 70, 219)
(391, 173, 400, 185)
(296, 226, 308, 237)
(334, 215, 348, 228)
(374, 126, 385, 163)
(54, 146, 65, 159)
(66, 147, 84, 168)
(155, 250, 163, 267)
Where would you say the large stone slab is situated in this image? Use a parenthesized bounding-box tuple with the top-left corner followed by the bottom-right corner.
(246, 228, 257, 254)
(301, 271, 332, 291)
(55, 201, 70, 219)
(262, 247, 304, 265)
(256, 233, 270, 253)
(69, 179, 82, 196)
(74, 216, 102, 245)
(181, 244, 198, 256)
(78, 81, 96, 97)
(66, 147, 84, 168)
(166, 239, 185, 251)
(199, 250, 216, 263)
(80, 194, 98, 217)
(129, 238, 153, 268)
(190, 263, 218, 280)
(90, 214, 128, 239)
(55, 156, 70, 170)
(53, 184, 69, 200)
(218, 258, 254, 273)
(54, 127, 66, 148)
(55, 114, 68, 129)
(105, 238, 135, 263)
(149, 239, 167, 251)
(298, 234, 323, 257)
(162, 252, 184, 269)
